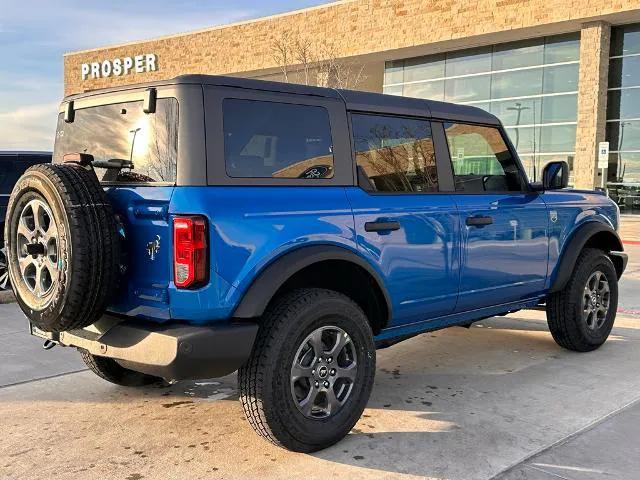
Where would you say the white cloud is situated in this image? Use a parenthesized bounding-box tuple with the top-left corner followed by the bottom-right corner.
(0, 103, 58, 151)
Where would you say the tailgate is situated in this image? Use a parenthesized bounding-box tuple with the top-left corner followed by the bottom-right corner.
(104, 185, 175, 321)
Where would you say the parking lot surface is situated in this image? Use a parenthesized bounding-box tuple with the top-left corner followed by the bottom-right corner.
(1, 242, 638, 479)
(2, 302, 640, 479)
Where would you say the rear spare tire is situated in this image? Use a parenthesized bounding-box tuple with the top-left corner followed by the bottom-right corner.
(5, 163, 120, 332)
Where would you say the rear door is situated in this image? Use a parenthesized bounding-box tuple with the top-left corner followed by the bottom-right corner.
(346, 113, 460, 327)
(53, 89, 187, 320)
(441, 122, 549, 312)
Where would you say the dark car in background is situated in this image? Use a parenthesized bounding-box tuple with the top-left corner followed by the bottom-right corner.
(0, 152, 51, 288)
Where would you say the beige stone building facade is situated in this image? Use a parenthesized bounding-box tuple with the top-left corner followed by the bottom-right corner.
(63, 0, 640, 211)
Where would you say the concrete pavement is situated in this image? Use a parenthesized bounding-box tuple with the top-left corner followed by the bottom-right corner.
(497, 400, 640, 479)
(618, 243, 640, 314)
(2, 306, 640, 479)
(620, 216, 640, 245)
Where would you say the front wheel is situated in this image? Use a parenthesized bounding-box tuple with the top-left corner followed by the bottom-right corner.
(238, 288, 376, 452)
(547, 248, 618, 352)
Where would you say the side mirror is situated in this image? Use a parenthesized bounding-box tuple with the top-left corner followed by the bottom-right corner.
(541, 161, 569, 190)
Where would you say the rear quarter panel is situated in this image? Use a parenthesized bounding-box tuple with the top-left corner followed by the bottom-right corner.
(168, 186, 358, 323)
(541, 190, 619, 289)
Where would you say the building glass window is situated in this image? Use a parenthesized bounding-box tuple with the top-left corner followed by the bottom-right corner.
(607, 24, 640, 214)
(384, 32, 580, 182)
(404, 81, 445, 101)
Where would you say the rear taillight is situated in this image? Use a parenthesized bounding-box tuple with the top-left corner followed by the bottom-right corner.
(173, 216, 208, 289)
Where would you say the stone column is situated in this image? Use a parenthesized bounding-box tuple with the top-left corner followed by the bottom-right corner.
(574, 21, 611, 189)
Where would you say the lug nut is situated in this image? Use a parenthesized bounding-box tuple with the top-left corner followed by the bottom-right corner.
(327, 357, 333, 363)
(314, 381, 319, 388)
(330, 369, 336, 376)
(312, 369, 315, 375)
(323, 381, 330, 388)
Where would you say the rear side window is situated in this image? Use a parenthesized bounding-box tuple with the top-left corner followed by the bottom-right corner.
(53, 99, 178, 183)
(351, 113, 438, 193)
(444, 123, 524, 192)
(223, 99, 334, 179)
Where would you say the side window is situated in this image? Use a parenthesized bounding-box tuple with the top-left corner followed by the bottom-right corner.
(223, 99, 334, 179)
(351, 113, 438, 193)
(443, 123, 524, 193)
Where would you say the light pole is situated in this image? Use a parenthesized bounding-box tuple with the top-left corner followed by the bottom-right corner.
(129, 127, 142, 162)
(618, 121, 629, 182)
(506, 102, 531, 172)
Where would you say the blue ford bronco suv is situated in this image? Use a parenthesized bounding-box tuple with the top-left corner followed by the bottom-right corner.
(7, 75, 627, 452)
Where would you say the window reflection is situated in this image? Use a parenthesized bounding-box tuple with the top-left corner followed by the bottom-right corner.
(492, 69, 542, 98)
(53, 99, 178, 183)
(445, 75, 491, 102)
(607, 89, 640, 120)
(445, 123, 525, 192)
(492, 39, 544, 70)
(383, 33, 581, 182)
(491, 99, 541, 126)
(352, 114, 438, 193)
(607, 25, 640, 214)
(445, 47, 492, 76)
(404, 81, 445, 101)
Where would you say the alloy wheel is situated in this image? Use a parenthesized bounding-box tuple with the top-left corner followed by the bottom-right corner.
(16, 199, 59, 298)
(582, 270, 611, 331)
(290, 325, 358, 419)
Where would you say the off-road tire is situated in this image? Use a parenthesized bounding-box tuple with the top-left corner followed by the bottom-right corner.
(238, 288, 376, 452)
(5, 163, 120, 332)
(547, 248, 618, 352)
(80, 350, 162, 387)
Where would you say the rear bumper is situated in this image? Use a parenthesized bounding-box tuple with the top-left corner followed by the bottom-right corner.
(31, 315, 258, 381)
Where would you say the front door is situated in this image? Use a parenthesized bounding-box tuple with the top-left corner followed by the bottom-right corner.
(346, 113, 460, 327)
(442, 122, 549, 312)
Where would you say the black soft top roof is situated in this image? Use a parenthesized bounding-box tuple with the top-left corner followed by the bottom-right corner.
(66, 74, 501, 126)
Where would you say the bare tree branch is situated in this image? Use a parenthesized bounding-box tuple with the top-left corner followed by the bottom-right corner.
(271, 30, 367, 90)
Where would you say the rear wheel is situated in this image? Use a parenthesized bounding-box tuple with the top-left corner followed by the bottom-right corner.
(80, 350, 163, 387)
(5, 163, 120, 332)
(547, 248, 618, 352)
(238, 288, 376, 452)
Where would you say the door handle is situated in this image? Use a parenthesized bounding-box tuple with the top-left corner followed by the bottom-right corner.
(365, 220, 401, 233)
(466, 215, 493, 227)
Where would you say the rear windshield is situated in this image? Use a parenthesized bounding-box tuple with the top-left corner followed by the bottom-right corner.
(53, 98, 178, 183)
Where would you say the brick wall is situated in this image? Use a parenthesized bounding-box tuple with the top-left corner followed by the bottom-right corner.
(574, 21, 611, 189)
(63, 0, 640, 95)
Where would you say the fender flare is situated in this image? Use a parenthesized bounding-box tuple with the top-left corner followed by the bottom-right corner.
(232, 245, 392, 320)
(549, 221, 624, 293)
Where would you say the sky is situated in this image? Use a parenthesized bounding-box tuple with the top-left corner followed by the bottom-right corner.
(0, 0, 328, 151)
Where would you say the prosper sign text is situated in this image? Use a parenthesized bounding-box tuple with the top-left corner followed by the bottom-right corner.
(81, 54, 157, 81)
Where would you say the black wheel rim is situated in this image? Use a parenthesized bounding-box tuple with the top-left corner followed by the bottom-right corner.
(290, 325, 357, 419)
(582, 270, 611, 331)
(0, 246, 8, 290)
